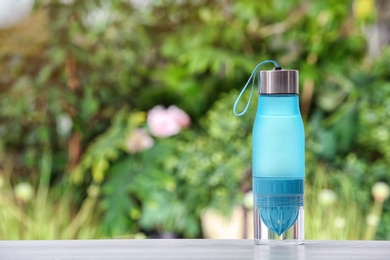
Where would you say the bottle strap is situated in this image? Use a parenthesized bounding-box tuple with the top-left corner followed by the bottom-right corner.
(233, 60, 279, 116)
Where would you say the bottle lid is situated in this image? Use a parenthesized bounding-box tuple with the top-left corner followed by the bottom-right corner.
(259, 68, 299, 94)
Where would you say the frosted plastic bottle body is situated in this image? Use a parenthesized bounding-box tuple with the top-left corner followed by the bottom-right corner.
(252, 94, 304, 245)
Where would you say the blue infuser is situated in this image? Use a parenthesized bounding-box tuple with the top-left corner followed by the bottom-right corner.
(234, 60, 305, 245)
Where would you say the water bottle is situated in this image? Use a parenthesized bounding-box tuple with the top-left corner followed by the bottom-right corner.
(233, 60, 304, 245)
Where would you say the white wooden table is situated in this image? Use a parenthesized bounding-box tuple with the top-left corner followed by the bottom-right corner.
(0, 239, 389, 259)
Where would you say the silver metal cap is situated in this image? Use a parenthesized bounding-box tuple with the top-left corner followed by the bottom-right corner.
(259, 68, 299, 94)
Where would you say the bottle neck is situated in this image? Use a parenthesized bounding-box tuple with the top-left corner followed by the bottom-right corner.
(256, 94, 301, 116)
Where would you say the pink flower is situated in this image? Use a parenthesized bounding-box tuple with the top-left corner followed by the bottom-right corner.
(147, 105, 191, 138)
(125, 129, 154, 154)
(167, 105, 191, 128)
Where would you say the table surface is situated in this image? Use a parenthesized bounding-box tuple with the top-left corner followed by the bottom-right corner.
(0, 239, 389, 260)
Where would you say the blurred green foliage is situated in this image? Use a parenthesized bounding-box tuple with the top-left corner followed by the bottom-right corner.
(0, 0, 389, 239)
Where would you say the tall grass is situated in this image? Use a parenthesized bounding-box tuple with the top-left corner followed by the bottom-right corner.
(305, 164, 388, 240)
(305, 165, 363, 239)
(0, 151, 101, 240)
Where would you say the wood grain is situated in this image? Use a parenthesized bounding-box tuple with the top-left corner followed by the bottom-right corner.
(0, 239, 389, 260)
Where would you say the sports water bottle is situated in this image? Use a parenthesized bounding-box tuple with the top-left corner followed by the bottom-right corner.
(233, 60, 304, 245)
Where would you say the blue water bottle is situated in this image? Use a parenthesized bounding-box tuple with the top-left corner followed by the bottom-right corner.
(234, 60, 304, 245)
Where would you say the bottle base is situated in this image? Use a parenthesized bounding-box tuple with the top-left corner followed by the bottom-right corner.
(254, 203, 304, 245)
(255, 239, 304, 246)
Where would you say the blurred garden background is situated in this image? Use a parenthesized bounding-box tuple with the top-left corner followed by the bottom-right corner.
(0, 0, 390, 240)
